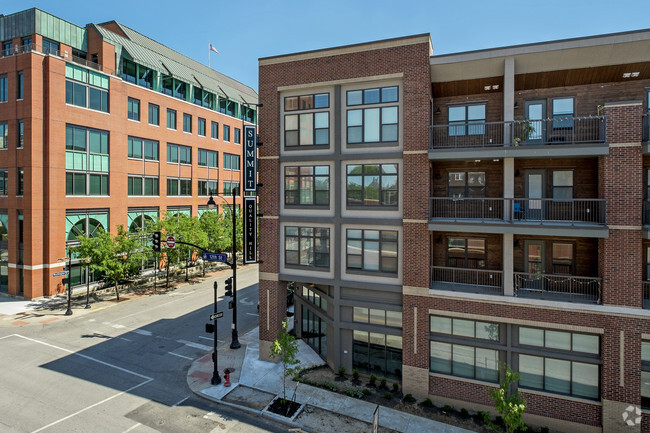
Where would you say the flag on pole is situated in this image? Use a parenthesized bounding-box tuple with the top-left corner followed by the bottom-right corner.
(209, 44, 220, 54)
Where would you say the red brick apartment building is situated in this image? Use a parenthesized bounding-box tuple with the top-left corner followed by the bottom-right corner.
(258, 31, 650, 432)
(0, 9, 257, 299)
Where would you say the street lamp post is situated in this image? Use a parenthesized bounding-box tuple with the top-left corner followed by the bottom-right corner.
(211, 280, 221, 385)
(207, 193, 240, 349)
(84, 257, 91, 309)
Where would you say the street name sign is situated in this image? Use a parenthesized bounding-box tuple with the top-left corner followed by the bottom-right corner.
(202, 252, 228, 262)
(210, 312, 224, 321)
(52, 271, 69, 277)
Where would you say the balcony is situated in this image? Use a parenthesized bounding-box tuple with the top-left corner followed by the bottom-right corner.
(429, 116, 608, 160)
(429, 197, 608, 237)
(431, 266, 503, 295)
(513, 272, 601, 304)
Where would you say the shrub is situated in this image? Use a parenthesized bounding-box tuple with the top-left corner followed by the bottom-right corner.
(422, 398, 434, 408)
(352, 369, 360, 380)
(362, 388, 371, 396)
(320, 381, 339, 392)
(460, 408, 469, 417)
(479, 411, 492, 424)
(369, 374, 377, 386)
(403, 394, 416, 403)
(383, 392, 392, 400)
(443, 404, 453, 412)
(541, 428, 550, 433)
(392, 382, 399, 392)
(345, 388, 364, 399)
(380, 377, 387, 388)
(489, 364, 527, 433)
(338, 366, 346, 377)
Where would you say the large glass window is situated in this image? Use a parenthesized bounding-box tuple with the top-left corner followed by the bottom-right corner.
(642, 341, 650, 409)
(552, 170, 573, 200)
(346, 163, 398, 207)
(17, 121, 24, 148)
(211, 121, 219, 139)
(166, 178, 191, 196)
(148, 103, 159, 126)
(430, 342, 499, 382)
(198, 180, 219, 196)
(285, 226, 329, 268)
(167, 109, 177, 129)
(552, 98, 574, 129)
(128, 176, 158, 196)
(302, 305, 327, 359)
(127, 97, 140, 121)
(346, 229, 398, 274)
(353, 330, 402, 380)
(448, 172, 486, 198)
(0, 170, 7, 195)
(65, 125, 109, 196)
(0, 122, 7, 149)
(42, 38, 60, 55)
(128, 137, 158, 161)
(354, 307, 402, 328)
(219, 98, 237, 116)
(224, 153, 240, 170)
(65, 64, 109, 112)
(447, 238, 486, 269)
(198, 149, 218, 168)
(17, 71, 23, 99)
(430, 316, 499, 341)
(284, 166, 329, 206)
(0, 75, 7, 102)
(223, 125, 230, 141)
(183, 113, 192, 133)
(167, 143, 191, 164)
(448, 104, 485, 136)
(223, 181, 240, 196)
(345, 86, 398, 144)
(198, 118, 206, 136)
(284, 93, 330, 147)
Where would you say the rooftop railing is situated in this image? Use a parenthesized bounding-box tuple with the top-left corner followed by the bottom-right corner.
(429, 197, 607, 225)
(430, 116, 607, 149)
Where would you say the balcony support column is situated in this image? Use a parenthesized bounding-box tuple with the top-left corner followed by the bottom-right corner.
(503, 57, 515, 144)
(503, 233, 514, 296)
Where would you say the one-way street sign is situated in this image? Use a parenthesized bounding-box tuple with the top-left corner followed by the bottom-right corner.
(52, 271, 69, 277)
(202, 252, 228, 262)
(210, 312, 224, 321)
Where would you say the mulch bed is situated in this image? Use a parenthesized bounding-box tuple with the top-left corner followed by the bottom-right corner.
(267, 397, 302, 419)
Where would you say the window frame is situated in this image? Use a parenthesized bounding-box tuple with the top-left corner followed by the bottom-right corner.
(284, 226, 330, 269)
(223, 124, 230, 142)
(127, 97, 140, 121)
(198, 149, 218, 168)
(183, 113, 192, 133)
(166, 109, 177, 130)
(211, 121, 219, 139)
(223, 153, 240, 170)
(447, 237, 486, 269)
(448, 104, 486, 137)
(284, 111, 330, 147)
(447, 171, 486, 198)
(346, 163, 398, 207)
(552, 97, 574, 130)
(346, 229, 398, 274)
(197, 179, 219, 197)
(284, 165, 330, 207)
(128, 136, 159, 161)
(148, 103, 159, 126)
(552, 170, 573, 200)
(166, 177, 192, 196)
(167, 143, 191, 165)
(198, 117, 206, 137)
(65, 125, 110, 196)
(346, 106, 398, 144)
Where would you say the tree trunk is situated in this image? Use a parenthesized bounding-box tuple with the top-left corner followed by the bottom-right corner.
(115, 280, 120, 301)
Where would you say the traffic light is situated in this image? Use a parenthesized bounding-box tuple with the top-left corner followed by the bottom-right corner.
(205, 323, 215, 333)
(152, 231, 162, 252)
(224, 277, 233, 297)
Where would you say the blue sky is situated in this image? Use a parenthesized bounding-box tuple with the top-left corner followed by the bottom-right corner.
(10, 0, 650, 92)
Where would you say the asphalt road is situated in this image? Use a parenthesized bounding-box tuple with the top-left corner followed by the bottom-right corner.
(0, 264, 287, 433)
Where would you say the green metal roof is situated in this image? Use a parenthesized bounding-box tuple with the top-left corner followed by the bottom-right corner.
(92, 21, 257, 105)
(0, 8, 87, 51)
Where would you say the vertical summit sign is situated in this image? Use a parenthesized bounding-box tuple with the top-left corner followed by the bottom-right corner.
(244, 197, 257, 264)
(244, 125, 257, 192)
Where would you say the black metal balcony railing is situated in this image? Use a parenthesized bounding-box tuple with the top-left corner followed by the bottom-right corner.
(514, 272, 601, 304)
(430, 116, 607, 149)
(431, 266, 503, 295)
(0, 43, 37, 58)
(644, 281, 650, 309)
(429, 197, 607, 225)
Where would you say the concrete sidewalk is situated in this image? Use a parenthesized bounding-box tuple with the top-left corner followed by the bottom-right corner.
(188, 327, 475, 433)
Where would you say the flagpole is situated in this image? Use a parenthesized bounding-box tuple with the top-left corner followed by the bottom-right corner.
(208, 41, 211, 68)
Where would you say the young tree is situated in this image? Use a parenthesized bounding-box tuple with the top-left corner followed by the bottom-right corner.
(269, 320, 300, 403)
(490, 364, 527, 433)
(71, 225, 145, 301)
